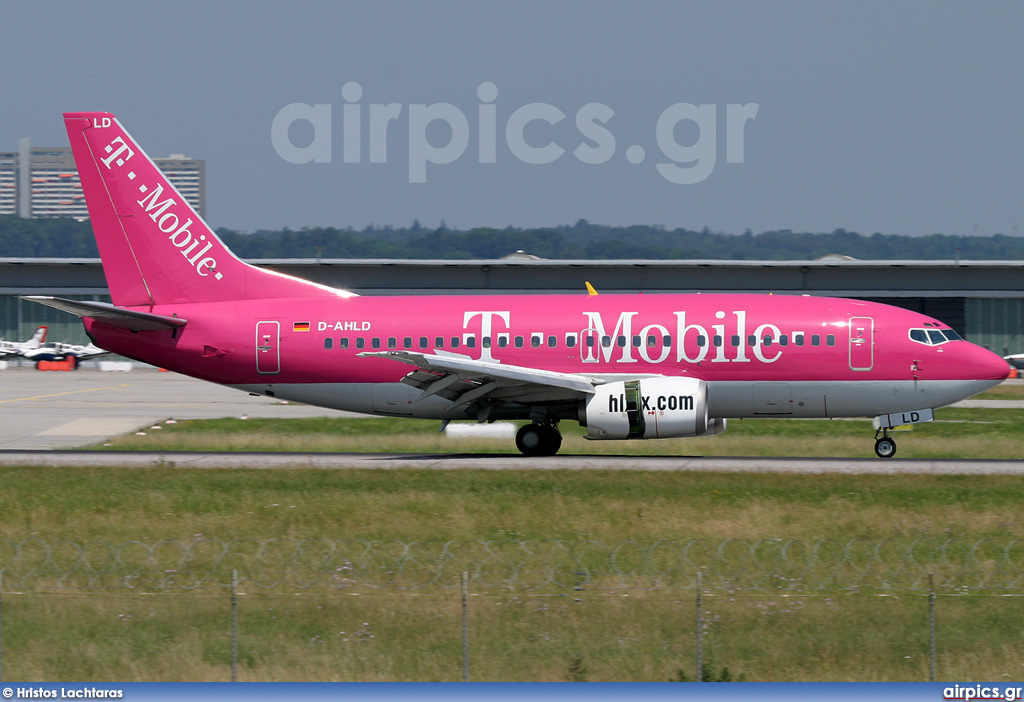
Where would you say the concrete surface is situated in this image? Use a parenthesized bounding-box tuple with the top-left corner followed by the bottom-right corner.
(0, 367, 344, 449)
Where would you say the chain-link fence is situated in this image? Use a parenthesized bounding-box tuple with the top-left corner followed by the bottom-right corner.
(2, 538, 1023, 682)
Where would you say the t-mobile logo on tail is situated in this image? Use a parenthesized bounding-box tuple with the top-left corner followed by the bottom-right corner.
(101, 137, 135, 169)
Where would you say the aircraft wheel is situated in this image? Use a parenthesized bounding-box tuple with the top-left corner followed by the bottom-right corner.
(516, 424, 562, 457)
(874, 437, 897, 459)
(539, 425, 562, 456)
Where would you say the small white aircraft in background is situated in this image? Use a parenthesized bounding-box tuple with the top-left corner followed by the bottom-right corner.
(1003, 353, 1024, 371)
(20, 341, 110, 369)
(0, 326, 49, 358)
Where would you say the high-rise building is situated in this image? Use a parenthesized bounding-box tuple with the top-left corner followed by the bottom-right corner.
(0, 140, 205, 219)
(0, 150, 15, 216)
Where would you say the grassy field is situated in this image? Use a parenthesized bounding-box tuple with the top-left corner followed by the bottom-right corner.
(5, 589, 1020, 682)
(5, 388, 1024, 681)
(973, 383, 1024, 400)
(3, 466, 1024, 681)
(5, 467, 1024, 543)
(94, 406, 1024, 459)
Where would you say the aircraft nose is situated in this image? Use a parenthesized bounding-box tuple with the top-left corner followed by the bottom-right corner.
(969, 343, 1011, 381)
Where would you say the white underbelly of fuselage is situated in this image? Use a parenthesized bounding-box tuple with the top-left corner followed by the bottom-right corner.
(230, 378, 999, 421)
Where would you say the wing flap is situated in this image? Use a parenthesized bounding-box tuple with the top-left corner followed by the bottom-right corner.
(359, 350, 599, 408)
(21, 296, 187, 332)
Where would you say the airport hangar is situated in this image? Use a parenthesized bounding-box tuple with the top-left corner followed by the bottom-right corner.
(1, 256, 1022, 356)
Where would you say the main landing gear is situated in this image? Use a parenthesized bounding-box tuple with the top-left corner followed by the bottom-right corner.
(873, 428, 897, 459)
(515, 422, 562, 457)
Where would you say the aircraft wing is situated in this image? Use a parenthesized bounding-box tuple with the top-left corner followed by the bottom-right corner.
(21, 296, 187, 332)
(358, 350, 600, 409)
(76, 348, 111, 360)
(59, 344, 111, 361)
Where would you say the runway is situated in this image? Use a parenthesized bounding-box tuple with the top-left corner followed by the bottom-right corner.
(1, 365, 1021, 473)
(0, 449, 1022, 473)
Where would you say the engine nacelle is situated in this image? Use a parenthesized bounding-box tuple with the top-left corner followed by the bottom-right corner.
(582, 377, 717, 440)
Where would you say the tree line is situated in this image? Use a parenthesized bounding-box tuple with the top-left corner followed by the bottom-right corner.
(2, 215, 1022, 260)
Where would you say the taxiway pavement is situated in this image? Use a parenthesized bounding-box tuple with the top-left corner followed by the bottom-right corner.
(0, 367, 343, 449)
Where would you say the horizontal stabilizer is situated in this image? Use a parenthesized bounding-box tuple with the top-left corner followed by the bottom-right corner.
(21, 296, 187, 331)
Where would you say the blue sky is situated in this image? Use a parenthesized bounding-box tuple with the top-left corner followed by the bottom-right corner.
(1, 1, 1021, 236)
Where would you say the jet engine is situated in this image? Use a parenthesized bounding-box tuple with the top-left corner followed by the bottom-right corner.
(581, 377, 723, 440)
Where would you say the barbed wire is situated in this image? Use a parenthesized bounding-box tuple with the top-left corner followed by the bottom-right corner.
(1, 537, 1023, 592)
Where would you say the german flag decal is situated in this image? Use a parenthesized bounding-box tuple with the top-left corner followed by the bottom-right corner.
(293, 322, 311, 332)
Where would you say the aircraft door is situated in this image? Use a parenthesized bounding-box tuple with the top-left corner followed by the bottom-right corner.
(256, 321, 280, 374)
(848, 316, 874, 371)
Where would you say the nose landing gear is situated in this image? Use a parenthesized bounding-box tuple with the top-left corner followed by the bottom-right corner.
(515, 422, 562, 456)
(873, 428, 897, 458)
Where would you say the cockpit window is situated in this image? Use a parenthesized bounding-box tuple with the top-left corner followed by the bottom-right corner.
(909, 328, 963, 346)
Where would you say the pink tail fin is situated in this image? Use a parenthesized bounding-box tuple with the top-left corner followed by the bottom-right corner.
(64, 112, 343, 307)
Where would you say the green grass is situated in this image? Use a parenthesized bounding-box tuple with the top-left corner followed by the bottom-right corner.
(5, 590, 1021, 681)
(7, 398, 1024, 681)
(93, 406, 1024, 459)
(5, 467, 1024, 543)
(974, 382, 1024, 400)
(4, 467, 1024, 681)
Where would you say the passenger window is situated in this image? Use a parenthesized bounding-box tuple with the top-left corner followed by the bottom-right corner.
(372, 337, 381, 349)
(515, 336, 524, 348)
(435, 337, 444, 349)
(548, 336, 557, 348)
(498, 336, 509, 348)
(451, 337, 460, 349)
(482, 336, 491, 348)
(617, 336, 627, 348)
(713, 335, 722, 347)
(466, 337, 476, 348)
(340, 338, 350, 349)
(356, 338, 365, 349)
(403, 337, 412, 349)
(602, 336, 612, 348)
(324, 338, 333, 350)
(387, 337, 397, 349)
(647, 336, 657, 347)
(531, 336, 541, 348)
(763, 336, 773, 347)
(419, 337, 428, 348)
(566, 335, 577, 348)
(663, 335, 672, 347)
(696, 335, 706, 347)
(794, 334, 804, 347)
(826, 334, 835, 346)
(747, 335, 757, 346)
(586, 336, 595, 348)
(731, 335, 740, 347)
(779, 335, 788, 346)
(811, 334, 820, 346)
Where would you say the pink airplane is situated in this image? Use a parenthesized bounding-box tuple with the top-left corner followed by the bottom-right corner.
(25, 112, 1010, 458)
